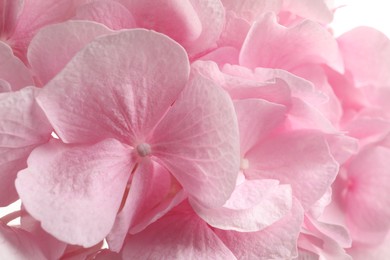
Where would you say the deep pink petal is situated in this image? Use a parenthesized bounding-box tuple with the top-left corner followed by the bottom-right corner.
(246, 130, 339, 210)
(191, 179, 292, 232)
(74, 0, 135, 30)
(214, 199, 304, 259)
(121, 202, 236, 259)
(37, 30, 190, 145)
(0, 223, 46, 260)
(0, 87, 52, 206)
(151, 75, 240, 208)
(234, 99, 286, 154)
(338, 27, 390, 87)
(239, 13, 343, 72)
(28, 20, 113, 86)
(0, 0, 24, 37)
(0, 42, 33, 91)
(107, 159, 186, 252)
(15, 139, 133, 247)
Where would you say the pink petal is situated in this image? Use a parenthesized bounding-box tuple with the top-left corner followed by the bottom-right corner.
(15, 139, 133, 247)
(151, 75, 240, 208)
(0, 87, 52, 206)
(123, 0, 202, 44)
(37, 30, 190, 145)
(214, 199, 304, 259)
(28, 20, 113, 86)
(191, 179, 292, 232)
(337, 27, 390, 87)
(287, 98, 337, 133)
(121, 202, 236, 259)
(20, 212, 67, 260)
(0, 41, 33, 91)
(107, 159, 185, 252)
(0, 223, 46, 260)
(305, 216, 352, 248)
(74, 0, 135, 30)
(0, 0, 24, 37)
(185, 0, 225, 56)
(8, 0, 79, 59)
(221, 0, 282, 23)
(191, 61, 292, 104)
(234, 99, 286, 155)
(0, 79, 11, 93)
(217, 11, 250, 50)
(239, 13, 343, 72)
(246, 130, 339, 210)
(282, 0, 333, 24)
(344, 146, 390, 244)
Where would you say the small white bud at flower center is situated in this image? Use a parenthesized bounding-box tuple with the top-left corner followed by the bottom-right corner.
(136, 143, 151, 157)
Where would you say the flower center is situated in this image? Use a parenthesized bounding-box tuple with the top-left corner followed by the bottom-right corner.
(240, 158, 249, 170)
(136, 143, 152, 157)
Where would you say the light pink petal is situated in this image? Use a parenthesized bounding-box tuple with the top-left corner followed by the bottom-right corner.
(191, 179, 292, 232)
(246, 130, 339, 210)
(199, 46, 239, 66)
(122, 202, 236, 259)
(192, 61, 292, 104)
(8, 0, 79, 59)
(282, 0, 333, 24)
(74, 0, 135, 30)
(287, 98, 337, 133)
(217, 11, 250, 50)
(344, 146, 390, 244)
(214, 199, 304, 259)
(240, 13, 343, 72)
(298, 233, 352, 260)
(37, 30, 189, 145)
(305, 217, 352, 248)
(337, 27, 390, 87)
(291, 64, 343, 125)
(0, 223, 46, 260)
(0, 87, 52, 206)
(0, 41, 33, 91)
(20, 212, 67, 260)
(325, 134, 358, 165)
(347, 232, 390, 260)
(221, 0, 282, 22)
(107, 159, 185, 252)
(0, 79, 11, 93)
(123, 0, 202, 44)
(234, 99, 286, 154)
(185, 0, 225, 56)
(15, 139, 133, 247)
(28, 20, 113, 86)
(151, 75, 240, 208)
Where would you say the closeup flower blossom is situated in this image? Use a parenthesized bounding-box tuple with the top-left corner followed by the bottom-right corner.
(1, 0, 390, 259)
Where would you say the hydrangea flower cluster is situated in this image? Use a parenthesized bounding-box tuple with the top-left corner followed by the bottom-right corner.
(1, 0, 390, 259)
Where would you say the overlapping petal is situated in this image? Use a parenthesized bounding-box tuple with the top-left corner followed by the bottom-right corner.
(37, 29, 190, 145)
(0, 87, 52, 206)
(151, 75, 240, 208)
(15, 139, 134, 247)
(28, 20, 114, 86)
